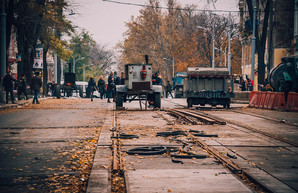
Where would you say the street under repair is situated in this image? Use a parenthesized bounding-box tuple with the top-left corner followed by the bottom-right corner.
(0, 98, 297, 193)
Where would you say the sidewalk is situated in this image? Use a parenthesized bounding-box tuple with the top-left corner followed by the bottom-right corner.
(0, 96, 50, 110)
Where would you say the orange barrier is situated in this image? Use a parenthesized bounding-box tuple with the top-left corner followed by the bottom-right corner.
(272, 92, 286, 110)
(286, 92, 298, 112)
(248, 91, 289, 111)
(249, 91, 257, 107)
(257, 92, 268, 108)
(265, 92, 277, 110)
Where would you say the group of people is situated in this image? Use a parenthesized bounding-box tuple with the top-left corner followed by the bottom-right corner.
(3, 71, 42, 104)
(87, 71, 125, 102)
(240, 76, 254, 91)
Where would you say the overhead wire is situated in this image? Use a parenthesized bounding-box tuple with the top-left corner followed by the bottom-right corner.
(102, 0, 297, 13)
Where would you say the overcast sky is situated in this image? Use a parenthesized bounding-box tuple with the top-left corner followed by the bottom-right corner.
(67, 0, 239, 49)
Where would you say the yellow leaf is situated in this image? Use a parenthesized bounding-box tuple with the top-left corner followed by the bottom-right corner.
(168, 189, 173, 192)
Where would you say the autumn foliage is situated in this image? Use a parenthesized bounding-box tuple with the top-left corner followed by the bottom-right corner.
(119, 0, 241, 82)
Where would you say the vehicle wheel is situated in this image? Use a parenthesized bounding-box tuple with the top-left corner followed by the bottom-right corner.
(116, 92, 123, 107)
(277, 74, 291, 92)
(226, 99, 231, 109)
(56, 85, 61, 99)
(78, 87, 83, 98)
(153, 92, 161, 108)
(187, 98, 193, 108)
(67, 90, 72, 97)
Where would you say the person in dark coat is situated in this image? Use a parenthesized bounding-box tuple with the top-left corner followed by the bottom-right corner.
(107, 72, 115, 103)
(51, 81, 56, 96)
(30, 71, 42, 104)
(114, 71, 121, 85)
(165, 81, 173, 98)
(88, 77, 97, 102)
(97, 76, 105, 100)
(3, 71, 16, 104)
(18, 74, 29, 100)
(120, 72, 125, 85)
(240, 79, 246, 91)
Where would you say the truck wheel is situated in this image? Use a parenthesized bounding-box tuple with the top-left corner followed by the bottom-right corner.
(187, 98, 193, 108)
(116, 92, 123, 107)
(277, 74, 291, 92)
(78, 87, 83, 98)
(56, 85, 61, 99)
(226, 99, 231, 109)
(153, 92, 161, 108)
(67, 90, 72, 97)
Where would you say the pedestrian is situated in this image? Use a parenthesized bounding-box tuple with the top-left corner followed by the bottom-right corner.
(120, 72, 125, 85)
(88, 76, 97, 102)
(30, 71, 42, 104)
(114, 71, 121, 85)
(107, 71, 115, 103)
(51, 81, 56, 96)
(240, 79, 246, 91)
(246, 78, 253, 91)
(18, 74, 29, 100)
(165, 81, 173, 98)
(97, 76, 105, 100)
(3, 71, 16, 104)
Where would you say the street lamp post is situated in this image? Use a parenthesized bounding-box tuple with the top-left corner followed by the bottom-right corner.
(83, 63, 85, 81)
(228, 12, 232, 75)
(212, 23, 215, 68)
(0, 0, 6, 104)
(250, 0, 257, 91)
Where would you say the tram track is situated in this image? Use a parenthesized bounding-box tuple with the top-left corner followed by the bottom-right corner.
(109, 101, 297, 192)
(166, 108, 298, 148)
(159, 108, 298, 192)
(111, 109, 126, 193)
(155, 111, 273, 192)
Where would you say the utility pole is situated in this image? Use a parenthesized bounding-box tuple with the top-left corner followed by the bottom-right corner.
(228, 12, 232, 75)
(212, 21, 215, 68)
(0, 0, 6, 104)
(172, 57, 174, 78)
(250, 0, 257, 91)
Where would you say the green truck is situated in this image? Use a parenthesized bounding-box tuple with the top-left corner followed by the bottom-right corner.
(268, 55, 298, 93)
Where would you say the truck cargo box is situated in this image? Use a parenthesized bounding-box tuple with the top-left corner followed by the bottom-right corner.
(184, 67, 234, 108)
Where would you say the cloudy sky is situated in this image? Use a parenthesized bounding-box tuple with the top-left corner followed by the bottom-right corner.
(67, 0, 239, 49)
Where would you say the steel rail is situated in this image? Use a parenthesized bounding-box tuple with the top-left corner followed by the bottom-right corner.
(230, 109, 298, 127)
(177, 109, 226, 125)
(199, 111, 298, 147)
(167, 109, 198, 124)
(182, 127, 274, 193)
(167, 109, 226, 125)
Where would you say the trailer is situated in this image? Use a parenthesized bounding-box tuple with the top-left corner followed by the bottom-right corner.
(172, 72, 186, 98)
(184, 67, 235, 108)
(115, 55, 163, 109)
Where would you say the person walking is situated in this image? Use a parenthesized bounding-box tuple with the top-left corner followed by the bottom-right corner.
(3, 71, 16, 104)
(88, 77, 97, 102)
(246, 78, 253, 91)
(240, 79, 246, 91)
(114, 71, 121, 85)
(120, 72, 125, 85)
(97, 76, 106, 100)
(165, 81, 173, 98)
(18, 74, 29, 100)
(107, 72, 115, 103)
(30, 71, 42, 104)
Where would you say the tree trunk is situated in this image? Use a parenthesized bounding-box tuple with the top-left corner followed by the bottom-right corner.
(43, 47, 48, 96)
